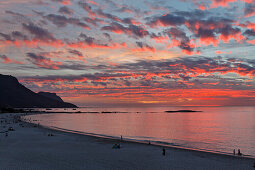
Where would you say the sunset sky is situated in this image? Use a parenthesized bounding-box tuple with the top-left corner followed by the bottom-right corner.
(0, 0, 255, 107)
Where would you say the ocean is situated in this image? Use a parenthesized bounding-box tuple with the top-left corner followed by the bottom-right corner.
(25, 106, 255, 156)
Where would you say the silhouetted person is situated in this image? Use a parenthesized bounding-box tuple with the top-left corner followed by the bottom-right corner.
(233, 149, 236, 155)
(162, 148, 166, 156)
(121, 135, 123, 140)
(238, 149, 242, 156)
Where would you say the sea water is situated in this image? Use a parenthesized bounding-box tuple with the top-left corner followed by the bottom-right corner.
(25, 106, 255, 156)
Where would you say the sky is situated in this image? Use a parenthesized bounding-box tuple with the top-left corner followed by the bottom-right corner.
(0, 0, 255, 107)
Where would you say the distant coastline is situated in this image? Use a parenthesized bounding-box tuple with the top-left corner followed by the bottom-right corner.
(165, 110, 202, 113)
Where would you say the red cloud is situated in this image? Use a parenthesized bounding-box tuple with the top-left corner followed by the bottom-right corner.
(215, 50, 232, 54)
(247, 39, 255, 44)
(61, 0, 71, 5)
(0, 55, 23, 64)
(239, 22, 255, 31)
(27, 53, 62, 69)
(210, 0, 237, 8)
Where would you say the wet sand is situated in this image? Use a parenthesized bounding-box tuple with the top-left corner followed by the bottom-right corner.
(0, 113, 254, 170)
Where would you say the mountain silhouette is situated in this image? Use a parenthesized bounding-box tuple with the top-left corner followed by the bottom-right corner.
(0, 74, 77, 108)
(38, 92, 64, 102)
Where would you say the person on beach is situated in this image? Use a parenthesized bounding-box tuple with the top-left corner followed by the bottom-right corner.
(162, 148, 166, 156)
(233, 149, 235, 155)
(238, 149, 242, 156)
(112, 144, 120, 149)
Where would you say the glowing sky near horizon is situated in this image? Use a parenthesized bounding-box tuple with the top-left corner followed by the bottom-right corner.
(1, 0, 255, 106)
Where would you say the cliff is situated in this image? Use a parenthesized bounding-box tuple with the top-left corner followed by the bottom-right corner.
(0, 74, 77, 108)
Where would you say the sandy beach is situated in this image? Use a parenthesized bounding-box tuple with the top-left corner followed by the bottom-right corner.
(0, 113, 254, 170)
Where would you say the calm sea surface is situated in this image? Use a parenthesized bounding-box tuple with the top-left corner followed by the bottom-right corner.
(25, 106, 255, 156)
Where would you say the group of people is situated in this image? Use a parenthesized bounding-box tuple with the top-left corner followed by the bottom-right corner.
(233, 149, 242, 156)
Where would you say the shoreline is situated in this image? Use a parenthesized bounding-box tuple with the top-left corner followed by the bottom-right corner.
(1, 112, 255, 169)
(37, 123, 255, 160)
(22, 112, 255, 160)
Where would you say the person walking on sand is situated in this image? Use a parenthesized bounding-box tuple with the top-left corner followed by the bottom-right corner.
(238, 149, 242, 156)
(233, 149, 236, 155)
(162, 148, 166, 156)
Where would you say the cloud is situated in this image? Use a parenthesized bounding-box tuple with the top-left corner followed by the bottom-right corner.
(51, 0, 71, 5)
(22, 23, 56, 41)
(78, 1, 95, 17)
(101, 22, 149, 38)
(164, 27, 198, 55)
(19, 56, 255, 94)
(45, 14, 90, 30)
(133, 42, 155, 52)
(147, 14, 185, 28)
(11, 31, 28, 40)
(0, 32, 12, 41)
(95, 9, 121, 22)
(68, 49, 87, 63)
(245, 30, 255, 38)
(244, 2, 255, 17)
(79, 33, 96, 45)
(83, 17, 104, 26)
(210, 0, 237, 8)
(0, 55, 23, 64)
(58, 6, 74, 15)
(26, 52, 62, 69)
(17, 55, 255, 106)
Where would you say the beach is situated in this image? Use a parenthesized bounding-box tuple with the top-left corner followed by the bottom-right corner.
(0, 113, 254, 170)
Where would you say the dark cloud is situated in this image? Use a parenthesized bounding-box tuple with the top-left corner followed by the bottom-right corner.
(121, 18, 138, 25)
(83, 17, 103, 26)
(22, 23, 55, 41)
(101, 22, 126, 34)
(79, 33, 95, 45)
(76, 33, 109, 47)
(101, 22, 149, 38)
(136, 42, 155, 51)
(147, 14, 185, 27)
(20, 56, 255, 92)
(0, 31, 28, 41)
(128, 25, 149, 37)
(78, 1, 95, 16)
(174, 9, 209, 19)
(186, 17, 233, 32)
(244, 2, 255, 17)
(196, 28, 216, 39)
(244, 29, 255, 37)
(68, 49, 83, 57)
(0, 33, 12, 41)
(45, 14, 90, 29)
(11, 31, 28, 40)
(26, 52, 61, 69)
(5, 10, 26, 17)
(58, 6, 74, 15)
(164, 27, 196, 54)
(103, 33, 112, 41)
(95, 9, 121, 22)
